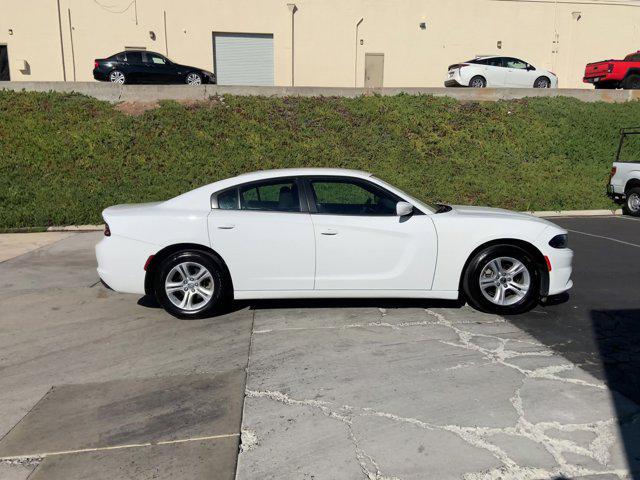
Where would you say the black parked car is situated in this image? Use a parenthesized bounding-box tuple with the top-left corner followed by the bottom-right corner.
(93, 50, 215, 85)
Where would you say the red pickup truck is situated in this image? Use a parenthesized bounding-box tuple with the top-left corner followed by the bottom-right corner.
(583, 51, 640, 89)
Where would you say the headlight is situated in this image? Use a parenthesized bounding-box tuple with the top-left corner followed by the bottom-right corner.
(549, 234, 568, 249)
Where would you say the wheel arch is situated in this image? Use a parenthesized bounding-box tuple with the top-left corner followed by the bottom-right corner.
(535, 75, 551, 86)
(458, 238, 550, 298)
(144, 243, 233, 297)
(623, 68, 640, 80)
(624, 177, 640, 193)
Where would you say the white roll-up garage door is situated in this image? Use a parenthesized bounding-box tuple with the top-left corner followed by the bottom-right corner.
(213, 33, 274, 86)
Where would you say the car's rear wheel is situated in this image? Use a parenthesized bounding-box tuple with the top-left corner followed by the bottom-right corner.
(463, 245, 540, 315)
(623, 187, 640, 216)
(623, 74, 640, 90)
(155, 251, 228, 318)
(186, 72, 203, 85)
(469, 76, 487, 88)
(533, 76, 550, 88)
(109, 70, 126, 84)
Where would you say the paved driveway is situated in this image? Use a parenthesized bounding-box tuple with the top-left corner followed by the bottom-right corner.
(0, 217, 639, 480)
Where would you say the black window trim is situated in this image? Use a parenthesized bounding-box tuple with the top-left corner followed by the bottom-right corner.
(301, 175, 424, 217)
(210, 176, 309, 214)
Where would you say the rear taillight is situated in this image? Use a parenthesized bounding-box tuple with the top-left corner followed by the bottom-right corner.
(610, 166, 617, 179)
(94, 60, 99, 69)
(608, 63, 614, 73)
(144, 255, 154, 271)
(104, 223, 111, 237)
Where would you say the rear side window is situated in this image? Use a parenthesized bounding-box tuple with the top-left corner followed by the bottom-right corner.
(310, 179, 398, 216)
(485, 57, 504, 67)
(240, 180, 301, 212)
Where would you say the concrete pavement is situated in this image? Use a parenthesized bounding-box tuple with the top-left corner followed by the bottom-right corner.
(0, 227, 638, 479)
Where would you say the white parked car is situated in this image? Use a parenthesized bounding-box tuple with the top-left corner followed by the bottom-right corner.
(96, 168, 573, 318)
(445, 56, 558, 88)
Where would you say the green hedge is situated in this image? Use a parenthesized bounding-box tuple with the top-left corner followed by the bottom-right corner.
(0, 90, 633, 228)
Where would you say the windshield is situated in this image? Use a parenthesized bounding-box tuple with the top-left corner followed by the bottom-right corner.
(371, 176, 436, 213)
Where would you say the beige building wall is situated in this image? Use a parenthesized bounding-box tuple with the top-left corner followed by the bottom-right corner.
(1, 0, 640, 88)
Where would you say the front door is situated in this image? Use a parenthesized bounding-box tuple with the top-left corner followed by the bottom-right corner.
(207, 178, 315, 291)
(306, 177, 437, 291)
(0, 46, 10, 81)
(504, 57, 534, 87)
(364, 53, 384, 88)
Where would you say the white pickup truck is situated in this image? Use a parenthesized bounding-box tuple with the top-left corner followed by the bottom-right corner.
(608, 128, 640, 216)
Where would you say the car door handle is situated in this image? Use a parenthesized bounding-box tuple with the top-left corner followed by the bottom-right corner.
(321, 229, 338, 236)
(217, 224, 235, 230)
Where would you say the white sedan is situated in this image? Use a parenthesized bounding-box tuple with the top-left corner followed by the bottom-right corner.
(445, 56, 558, 88)
(96, 168, 573, 318)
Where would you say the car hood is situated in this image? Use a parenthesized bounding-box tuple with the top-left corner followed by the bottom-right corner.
(448, 205, 557, 226)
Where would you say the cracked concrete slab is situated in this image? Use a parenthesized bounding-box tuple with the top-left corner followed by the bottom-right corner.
(27, 438, 238, 480)
(239, 306, 640, 479)
(0, 371, 245, 458)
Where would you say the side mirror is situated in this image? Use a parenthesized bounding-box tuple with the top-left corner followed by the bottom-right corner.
(396, 201, 414, 217)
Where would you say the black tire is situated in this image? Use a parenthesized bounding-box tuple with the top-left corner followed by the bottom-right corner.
(462, 245, 541, 315)
(533, 76, 551, 88)
(623, 74, 640, 90)
(108, 70, 126, 84)
(623, 187, 640, 217)
(154, 250, 229, 319)
(469, 76, 487, 88)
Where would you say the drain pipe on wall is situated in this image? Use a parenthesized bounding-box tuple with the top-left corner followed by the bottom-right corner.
(354, 17, 363, 88)
(56, 0, 66, 81)
(287, 3, 297, 86)
(163, 10, 169, 56)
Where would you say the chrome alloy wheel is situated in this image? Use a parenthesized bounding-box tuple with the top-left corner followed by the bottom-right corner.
(186, 73, 202, 85)
(628, 192, 640, 213)
(535, 78, 549, 88)
(479, 257, 531, 306)
(470, 77, 486, 88)
(165, 262, 214, 311)
(109, 71, 125, 84)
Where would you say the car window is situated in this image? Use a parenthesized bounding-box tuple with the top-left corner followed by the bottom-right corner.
(310, 179, 398, 216)
(142, 53, 167, 65)
(217, 189, 239, 210)
(625, 53, 640, 62)
(240, 180, 300, 212)
(126, 52, 142, 64)
(505, 58, 527, 69)
(111, 52, 127, 62)
(483, 57, 504, 67)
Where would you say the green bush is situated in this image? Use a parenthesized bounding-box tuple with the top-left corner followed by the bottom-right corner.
(0, 90, 631, 228)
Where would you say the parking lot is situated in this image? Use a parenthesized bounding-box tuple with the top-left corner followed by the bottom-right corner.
(0, 216, 639, 480)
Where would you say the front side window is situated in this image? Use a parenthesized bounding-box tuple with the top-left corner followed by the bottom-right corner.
(310, 179, 398, 216)
(240, 180, 301, 212)
(143, 53, 168, 65)
(217, 188, 239, 210)
(505, 58, 528, 69)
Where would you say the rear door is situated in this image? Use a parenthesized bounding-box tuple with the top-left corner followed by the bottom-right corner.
(478, 57, 507, 86)
(305, 176, 437, 291)
(207, 178, 315, 291)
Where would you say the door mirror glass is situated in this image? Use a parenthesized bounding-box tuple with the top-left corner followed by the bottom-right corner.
(396, 201, 413, 217)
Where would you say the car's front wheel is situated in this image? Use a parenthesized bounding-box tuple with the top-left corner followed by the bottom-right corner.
(155, 251, 228, 318)
(623, 187, 640, 217)
(185, 72, 203, 85)
(533, 76, 551, 88)
(462, 245, 540, 315)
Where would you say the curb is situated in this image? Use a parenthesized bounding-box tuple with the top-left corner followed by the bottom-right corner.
(20, 209, 624, 233)
(528, 209, 622, 218)
(46, 225, 104, 232)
